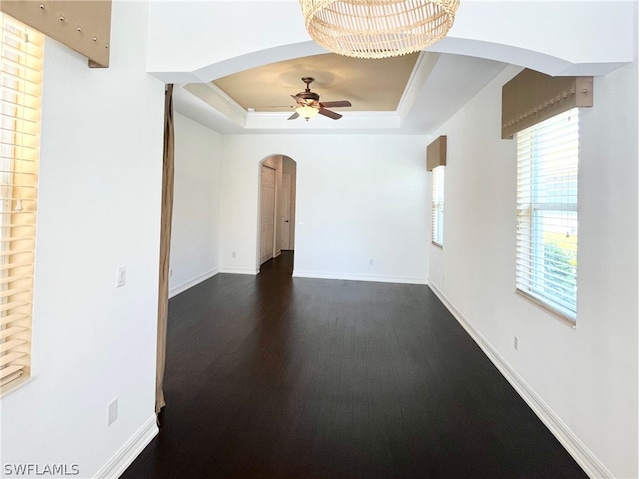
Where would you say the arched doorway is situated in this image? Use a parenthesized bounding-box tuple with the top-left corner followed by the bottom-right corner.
(258, 155, 297, 268)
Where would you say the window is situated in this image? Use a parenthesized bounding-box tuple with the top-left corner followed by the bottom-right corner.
(431, 165, 444, 247)
(0, 14, 43, 392)
(516, 108, 579, 322)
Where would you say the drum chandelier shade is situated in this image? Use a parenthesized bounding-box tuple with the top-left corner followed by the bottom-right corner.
(299, 0, 460, 59)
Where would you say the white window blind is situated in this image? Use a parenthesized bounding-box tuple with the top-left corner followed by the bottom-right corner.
(0, 13, 43, 392)
(432, 165, 444, 247)
(516, 108, 578, 322)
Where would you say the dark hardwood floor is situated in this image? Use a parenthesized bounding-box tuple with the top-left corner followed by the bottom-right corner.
(122, 251, 587, 479)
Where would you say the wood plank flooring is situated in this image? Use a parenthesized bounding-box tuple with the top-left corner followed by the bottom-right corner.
(121, 251, 587, 478)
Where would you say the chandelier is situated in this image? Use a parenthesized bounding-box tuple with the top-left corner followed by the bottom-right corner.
(299, 0, 460, 59)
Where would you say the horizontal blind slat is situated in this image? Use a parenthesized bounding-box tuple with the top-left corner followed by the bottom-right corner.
(0, 262, 34, 272)
(0, 325, 26, 339)
(0, 350, 24, 367)
(0, 286, 31, 298)
(0, 364, 24, 383)
(0, 312, 29, 326)
(0, 337, 25, 353)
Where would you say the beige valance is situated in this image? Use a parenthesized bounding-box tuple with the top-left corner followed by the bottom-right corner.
(427, 135, 447, 171)
(0, 0, 111, 68)
(502, 69, 592, 139)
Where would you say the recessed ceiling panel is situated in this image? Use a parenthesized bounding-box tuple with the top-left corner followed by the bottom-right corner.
(213, 52, 419, 113)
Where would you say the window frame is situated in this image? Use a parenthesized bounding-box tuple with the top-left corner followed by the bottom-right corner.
(515, 108, 579, 324)
(431, 165, 444, 248)
(0, 14, 43, 394)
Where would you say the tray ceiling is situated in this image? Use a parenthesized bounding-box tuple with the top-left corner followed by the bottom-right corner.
(212, 52, 420, 113)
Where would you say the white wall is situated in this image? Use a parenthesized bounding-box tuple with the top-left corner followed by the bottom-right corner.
(219, 135, 430, 283)
(146, 1, 635, 82)
(0, 2, 165, 477)
(170, 113, 222, 297)
(428, 62, 638, 478)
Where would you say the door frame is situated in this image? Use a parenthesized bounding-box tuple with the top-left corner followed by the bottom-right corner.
(259, 163, 277, 266)
(280, 172, 292, 251)
(256, 155, 297, 271)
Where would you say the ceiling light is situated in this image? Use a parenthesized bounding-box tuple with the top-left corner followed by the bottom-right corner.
(299, 0, 460, 59)
(295, 105, 320, 120)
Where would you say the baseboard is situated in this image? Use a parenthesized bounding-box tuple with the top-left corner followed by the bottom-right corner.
(94, 414, 158, 479)
(169, 268, 219, 298)
(428, 282, 613, 479)
(293, 270, 428, 285)
(219, 267, 259, 275)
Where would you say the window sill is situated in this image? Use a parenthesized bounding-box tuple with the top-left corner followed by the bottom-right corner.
(516, 289, 576, 327)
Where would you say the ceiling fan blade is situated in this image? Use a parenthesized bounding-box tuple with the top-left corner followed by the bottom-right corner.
(318, 108, 342, 120)
(287, 112, 300, 120)
(320, 100, 352, 108)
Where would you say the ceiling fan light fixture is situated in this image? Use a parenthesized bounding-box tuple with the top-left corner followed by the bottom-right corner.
(299, 0, 460, 59)
(295, 104, 320, 120)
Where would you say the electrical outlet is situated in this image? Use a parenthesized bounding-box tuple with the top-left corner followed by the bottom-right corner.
(108, 398, 118, 426)
(232, 251, 236, 258)
(513, 336, 519, 350)
(369, 258, 374, 265)
(116, 266, 126, 288)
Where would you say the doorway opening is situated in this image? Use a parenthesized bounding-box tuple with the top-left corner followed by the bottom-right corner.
(258, 155, 297, 270)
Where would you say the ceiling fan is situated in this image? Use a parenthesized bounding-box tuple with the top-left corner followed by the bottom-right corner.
(288, 77, 352, 121)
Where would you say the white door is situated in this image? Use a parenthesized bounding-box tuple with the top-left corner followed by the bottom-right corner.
(280, 173, 291, 250)
(260, 165, 276, 265)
